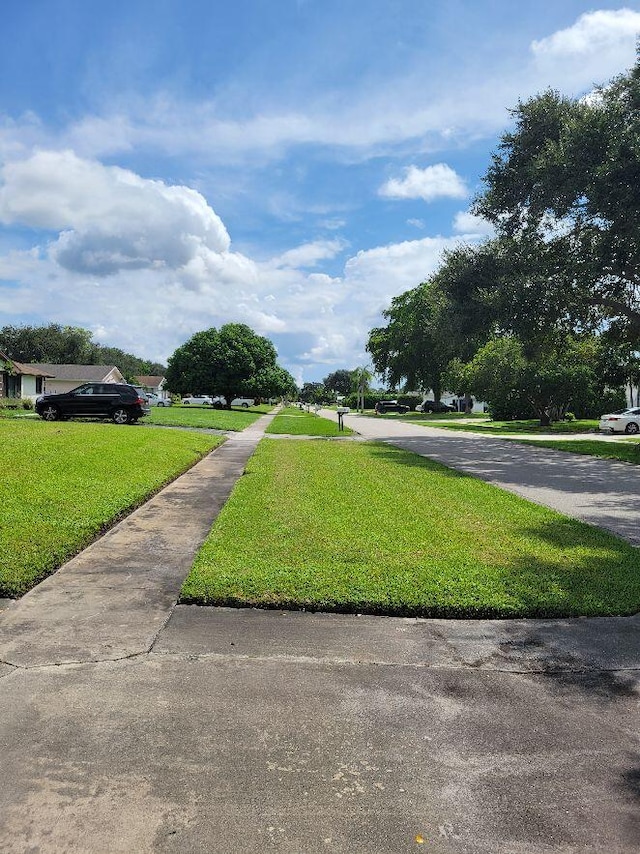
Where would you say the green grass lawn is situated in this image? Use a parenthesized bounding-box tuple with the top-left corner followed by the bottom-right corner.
(0, 420, 223, 597)
(423, 418, 599, 434)
(519, 438, 640, 465)
(144, 404, 268, 431)
(181, 439, 640, 618)
(266, 406, 352, 436)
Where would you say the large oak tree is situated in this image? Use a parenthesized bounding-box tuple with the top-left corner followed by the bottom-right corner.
(165, 323, 292, 407)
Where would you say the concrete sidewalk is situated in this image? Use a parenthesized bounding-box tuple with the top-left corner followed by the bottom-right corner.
(0, 411, 277, 667)
(1, 410, 639, 852)
(321, 409, 640, 547)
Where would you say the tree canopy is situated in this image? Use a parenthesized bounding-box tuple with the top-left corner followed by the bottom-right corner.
(322, 369, 353, 397)
(165, 323, 293, 406)
(364, 55, 640, 423)
(0, 323, 166, 379)
(367, 283, 451, 400)
(474, 55, 640, 347)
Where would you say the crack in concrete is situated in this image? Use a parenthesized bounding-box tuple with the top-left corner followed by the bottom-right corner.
(3, 645, 640, 677)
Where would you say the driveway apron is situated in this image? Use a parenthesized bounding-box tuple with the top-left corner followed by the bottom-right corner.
(321, 410, 640, 547)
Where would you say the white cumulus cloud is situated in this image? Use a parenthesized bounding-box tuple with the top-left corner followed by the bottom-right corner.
(530, 9, 640, 89)
(531, 9, 640, 57)
(0, 150, 230, 275)
(379, 164, 467, 202)
(452, 211, 494, 237)
(270, 239, 347, 269)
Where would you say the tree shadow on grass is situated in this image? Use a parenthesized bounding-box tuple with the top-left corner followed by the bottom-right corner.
(366, 440, 466, 477)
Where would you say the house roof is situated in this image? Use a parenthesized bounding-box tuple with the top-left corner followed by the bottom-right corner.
(28, 364, 124, 382)
(133, 375, 165, 387)
(0, 352, 52, 377)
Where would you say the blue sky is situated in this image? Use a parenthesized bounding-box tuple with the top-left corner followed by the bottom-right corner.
(1, 1, 639, 383)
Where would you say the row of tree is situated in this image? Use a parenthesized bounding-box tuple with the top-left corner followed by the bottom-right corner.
(366, 54, 640, 424)
(0, 324, 166, 380)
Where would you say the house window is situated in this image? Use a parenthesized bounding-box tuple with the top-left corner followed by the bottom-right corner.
(36, 376, 43, 394)
(6, 374, 20, 398)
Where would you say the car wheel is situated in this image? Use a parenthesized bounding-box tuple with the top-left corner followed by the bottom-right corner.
(112, 407, 131, 425)
(183, 401, 190, 404)
(624, 422, 639, 434)
(242, 402, 249, 408)
(41, 404, 59, 421)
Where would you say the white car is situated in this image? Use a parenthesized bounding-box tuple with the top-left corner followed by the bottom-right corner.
(212, 396, 255, 408)
(181, 395, 213, 405)
(147, 393, 172, 407)
(599, 407, 640, 435)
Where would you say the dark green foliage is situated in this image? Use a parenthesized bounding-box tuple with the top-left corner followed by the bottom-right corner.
(165, 323, 289, 408)
(0, 323, 166, 379)
(299, 382, 326, 404)
(461, 335, 611, 425)
(475, 56, 640, 348)
(322, 369, 353, 396)
(367, 284, 449, 399)
(0, 323, 96, 363)
(343, 391, 386, 410)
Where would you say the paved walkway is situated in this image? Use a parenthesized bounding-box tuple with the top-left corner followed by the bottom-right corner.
(320, 409, 640, 547)
(0, 410, 639, 852)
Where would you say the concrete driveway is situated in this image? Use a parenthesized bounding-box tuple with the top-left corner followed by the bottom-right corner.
(1, 411, 638, 852)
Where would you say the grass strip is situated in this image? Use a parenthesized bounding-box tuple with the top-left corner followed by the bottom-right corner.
(518, 438, 640, 465)
(0, 420, 222, 597)
(181, 439, 640, 618)
(421, 419, 599, 434)
(145, 405, 267, 431)
(266, 406, 352, 436)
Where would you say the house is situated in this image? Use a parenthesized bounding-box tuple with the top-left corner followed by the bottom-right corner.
(27, 364, 125, 396)
(0, 352, 52, 402)
(132, 375, 169, 402)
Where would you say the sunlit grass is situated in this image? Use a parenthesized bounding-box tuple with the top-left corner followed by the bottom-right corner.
(145, 404, 268, 431)
(518, 438, 640, 465)
(181, 439, 640, 618)
(424, 419, 599, 434)
(266, 406, 352, 436)
(0, 420, 222, 597)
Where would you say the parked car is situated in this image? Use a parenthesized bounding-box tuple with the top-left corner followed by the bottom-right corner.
(415, 400, 456, 413)
(181, 395, 213, 405)
(35, 383, 150, 424)
(211, 396, 255, 408)
(599, 407, 640, 435)
(374, 400, 410, 414)
(146, 393, 172, 406)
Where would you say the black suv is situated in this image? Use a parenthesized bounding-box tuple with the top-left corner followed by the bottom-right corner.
(35, 383, 151, 424)
(374, 400, 410, 414)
